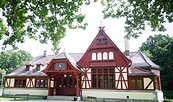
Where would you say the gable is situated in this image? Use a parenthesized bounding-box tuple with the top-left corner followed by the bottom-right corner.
(77, 27, 131, 68)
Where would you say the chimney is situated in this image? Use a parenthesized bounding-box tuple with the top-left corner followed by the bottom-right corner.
(124, 37, 130, 56)
(43, 50, 47, 57)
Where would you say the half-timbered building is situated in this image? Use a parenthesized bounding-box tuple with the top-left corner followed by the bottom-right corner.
(4, 27, 163, 101)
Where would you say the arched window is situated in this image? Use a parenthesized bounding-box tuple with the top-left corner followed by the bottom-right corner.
(109, 52, 114, 59)
(103, 52, 108, 60)
(92, 53, 96, 60)
(97, 52, 102, 60)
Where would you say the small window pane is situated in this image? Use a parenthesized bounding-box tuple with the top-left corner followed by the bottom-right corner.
(15, 80, 19, 87)
(109, 69, 114, 73)
(102, 39, 107, 44)
(97, 53, 102, 60)
(103, 52, 108, 60)
(92, 75, 96, 88)
(35, 80, 39, 87)
(97, 39, 101, 44)
(92, 69, 96, 73)
(98, 74, 102, 88)
(137, 80, 142, 89)
(37, 65, 40, 71)
(92, 53, 96, 60)
(98, 69, 102, 73)
(131, 80, 136, 89)
(56, 63, 66, 70)
(44, 80, 48, 87)
(104, 69, 108, 73)
(109, 52, 114, 59)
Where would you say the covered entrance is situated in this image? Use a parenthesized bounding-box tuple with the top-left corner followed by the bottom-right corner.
(42, 53, 83, 97)
(54, 74, 76, 96)
(46, 72, 82, 97)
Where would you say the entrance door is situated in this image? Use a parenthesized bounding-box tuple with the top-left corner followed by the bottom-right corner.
(56, 76, 76, 96)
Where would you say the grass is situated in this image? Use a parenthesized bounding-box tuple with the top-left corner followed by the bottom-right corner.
(0, 96, 44, 101)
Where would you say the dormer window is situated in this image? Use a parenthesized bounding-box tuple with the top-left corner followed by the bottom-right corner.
(96, 39, 107, 44)
(26, 65, 30, 71)
(36, 65, 41, 71)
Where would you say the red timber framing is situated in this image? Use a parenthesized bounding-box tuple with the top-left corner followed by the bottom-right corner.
(77, 27, 131, 90)
(128, 76, 160, 90)
(4, 77, 48, 88)
(42, 59, 83, 96)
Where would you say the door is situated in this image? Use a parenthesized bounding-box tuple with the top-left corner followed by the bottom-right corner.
(56, 76, 76, 96)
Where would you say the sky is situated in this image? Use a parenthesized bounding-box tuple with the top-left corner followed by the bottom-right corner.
(2, 2, 173, 57)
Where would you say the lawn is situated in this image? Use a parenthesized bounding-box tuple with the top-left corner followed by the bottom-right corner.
(0, 96, 44, 101)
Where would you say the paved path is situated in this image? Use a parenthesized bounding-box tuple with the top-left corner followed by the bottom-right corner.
(0, 100, 78, 102)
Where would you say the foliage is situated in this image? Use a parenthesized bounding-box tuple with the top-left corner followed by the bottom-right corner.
(0, 0, 88, 53)
(0, 0, 173, 52)
(101, 0, 173, 38)
(0, 50, 32, 74)
(163, 90, 173, 99)
(139, 34, 173, 93)
(163, 99, 173, 102)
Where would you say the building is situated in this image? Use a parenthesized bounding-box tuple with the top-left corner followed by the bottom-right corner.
(4, 27, 163, 101)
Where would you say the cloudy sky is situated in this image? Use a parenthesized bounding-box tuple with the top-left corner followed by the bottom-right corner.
(4, 2, 173, 56)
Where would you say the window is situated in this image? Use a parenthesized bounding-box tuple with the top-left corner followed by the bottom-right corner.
(137, 80, 142, 89)
(36, 65, 41, 71)
(14, 79, 26, 87)
(97, 52, 102, 60)
(26, 65, 30, 71)
(92, 53, 96, 60)
(130, 79, 143, 90)
(92, 68, 114, 89)
(35, 79, 48, 88)
(97, 39, 107, 44)
(56, 63, 66, 70)
(109, 52, 114, 59)
(131, 80, 136, 89)
(103, 52, 108, 60)
(96, 39, 101, 44)
(102, 39, 107, 44)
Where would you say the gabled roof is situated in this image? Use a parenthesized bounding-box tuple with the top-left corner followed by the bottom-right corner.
(86, 26, 119, 51)
(127, 51, 159, 69)
(6, 52, 84, 77)
(52, 52, 83, 73)
(6, 55, 56, 77)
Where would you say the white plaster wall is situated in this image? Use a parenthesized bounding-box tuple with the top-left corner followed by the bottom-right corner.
(144, 78, 154, 89)
(10, 78, 14, 87)
(82, 89, 159, 101)
(32, 78, 35, 87)
(4, 88, 48, 95)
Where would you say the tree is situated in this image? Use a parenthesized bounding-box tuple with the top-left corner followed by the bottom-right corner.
(0, 0, 173, 52)
(0, 50, 33, 74)
(139, 34, 173, 94)
(102, 0, 173, 38)
(0, 0, 88, 53)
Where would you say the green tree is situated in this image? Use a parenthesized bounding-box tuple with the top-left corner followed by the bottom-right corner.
(102, 0, 173, 38)
(0, 0, 173, 52)
(139, 34, 173, 97)
(0, 50, 33, 74)
(0, 0, 88, 53)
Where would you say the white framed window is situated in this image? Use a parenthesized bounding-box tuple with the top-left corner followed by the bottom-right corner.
(103, 52, 108, 60)
(109, 52, 114, 59)
(92, 53, 96, 60)
(97, 52, 102, 60)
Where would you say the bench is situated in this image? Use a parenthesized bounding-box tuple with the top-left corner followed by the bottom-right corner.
(13, 94, 29, 100)
(84, 96, 97, 102)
